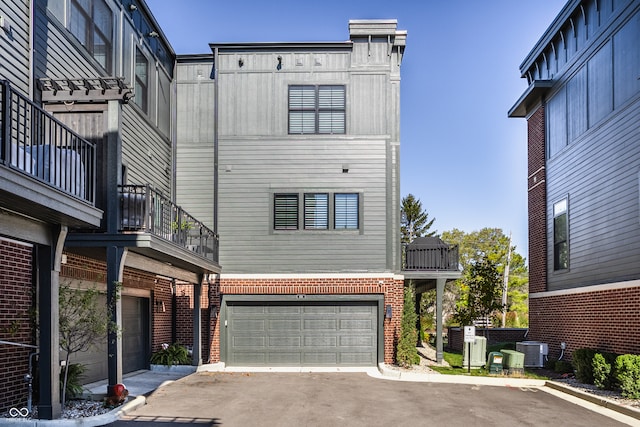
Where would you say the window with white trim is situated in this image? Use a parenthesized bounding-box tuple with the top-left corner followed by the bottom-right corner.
(69, 0, 113, 73)
(289, 85, 345, 134)
(553, 198, 568, 270)
(134, 48, 149, 113)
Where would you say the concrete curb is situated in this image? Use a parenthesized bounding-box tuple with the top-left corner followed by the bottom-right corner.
(2, 386, 154, 426)
(545, 381, 640, 422)
(375, 363, 546, 387)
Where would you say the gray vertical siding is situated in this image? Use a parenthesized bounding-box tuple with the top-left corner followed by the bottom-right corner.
(546, 98, 640, 291)
(544, 3, 640, 291)
(175, 61, 216, 227)
(208, 37, 402, 273)
(32, 0, 173, 197)
(0, 0, 31, 94)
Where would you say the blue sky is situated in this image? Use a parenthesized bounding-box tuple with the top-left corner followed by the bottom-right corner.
(146, 0, 568, 260)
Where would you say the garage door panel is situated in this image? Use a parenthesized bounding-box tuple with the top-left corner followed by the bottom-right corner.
(304, 336, 338, 347)
(341, 305, 374, 314)
(269, 319, 301, 330)
(268, 353, 302, 364)
(232, 336, 265, 348)
(340, 335, 374, 347)
(232, 319, 266, 332)
(226, 301, 377, 366)
(231, 305, 265, 315)
(235, 352, 266, 364)
(304, 319, 337, 330)
(304, 305, 338, 314)
(340, 319, 374, 330)
(304, 353, 338, 364)
(268, 306, 302, 314)
(340, 352, 375, 364)
(269, 337, 301, 347)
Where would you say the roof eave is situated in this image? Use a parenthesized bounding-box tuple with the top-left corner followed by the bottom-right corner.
(508, 80, 554, 118)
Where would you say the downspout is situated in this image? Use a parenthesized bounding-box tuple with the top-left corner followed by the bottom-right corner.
(213, 47, 219, 236)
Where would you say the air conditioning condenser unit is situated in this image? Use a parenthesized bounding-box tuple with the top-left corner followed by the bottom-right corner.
(516, 341, 548, 368)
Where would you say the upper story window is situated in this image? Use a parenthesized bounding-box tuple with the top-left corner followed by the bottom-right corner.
(274, 194, 299, 230)
(289, 85, 345, 134)
(304, 193, 329, 230)
(69, 0, 113, 73)
(335, 193, 359, 229)
(274, 192, 360, 231)
(134, 48, 149, 113)
(553, 198, 568, 270)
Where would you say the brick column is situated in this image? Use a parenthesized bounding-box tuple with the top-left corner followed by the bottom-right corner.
(527, 106, 547, 294)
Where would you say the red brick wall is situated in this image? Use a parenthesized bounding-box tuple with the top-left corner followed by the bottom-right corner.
(152, 277, 174, 351)
(527, 106, 547, 294)
(528, 285, 640, 360)
(210, 277, 403, 364)
(0, 239, 34, 412)
(174, 283, 211, 360)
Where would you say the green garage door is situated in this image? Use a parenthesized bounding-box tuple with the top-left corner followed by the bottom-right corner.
(225, 301, 377, 366)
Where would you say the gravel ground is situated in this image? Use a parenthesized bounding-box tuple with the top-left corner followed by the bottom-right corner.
(554, 377, 640, 410)
(1, 398, 116, 420)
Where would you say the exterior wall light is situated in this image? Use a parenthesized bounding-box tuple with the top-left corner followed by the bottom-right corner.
(385, 304, 392, 319)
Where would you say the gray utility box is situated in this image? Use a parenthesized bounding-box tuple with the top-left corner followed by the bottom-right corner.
(462, 336, 487, 368)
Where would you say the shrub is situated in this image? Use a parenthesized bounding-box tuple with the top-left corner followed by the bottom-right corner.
(150, 343, 190, 366)
(592, 353, 616, 390)
(60, 363, 86, 399)
(572, 348, 596, 384)
(553, 360, 573, 374)
(615, 355, 640, 399)
(396, 285, 420, 368)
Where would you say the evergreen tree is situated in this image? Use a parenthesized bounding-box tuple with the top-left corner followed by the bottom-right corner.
(454, 256, 504, 326)
(396, 284, 420, 367)
(401, 194, 436, 244)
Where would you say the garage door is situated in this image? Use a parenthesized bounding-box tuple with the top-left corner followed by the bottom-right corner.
(73, 295, 149, 384)
(225, 301, 377, 366)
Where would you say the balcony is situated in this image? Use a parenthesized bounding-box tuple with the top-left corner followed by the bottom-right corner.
(120, 184, 218, 263)
(0, 80, 101, 227)
(1, 80, 96, 203)
(402, 237, 459, 271)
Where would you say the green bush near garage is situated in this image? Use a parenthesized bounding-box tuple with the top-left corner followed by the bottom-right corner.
(615, 354, 640, 399)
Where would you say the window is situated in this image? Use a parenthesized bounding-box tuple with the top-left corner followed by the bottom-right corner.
(335, 193, 359, 229)
(135, 48, 149, 113)
(304, 194, 328, 229)
(553, 198, 568, 270)
(274, 192, 360, 231)
(274, 194, 299, 230)
(69, 0, 113, 73)
(289, 85, 345, 134)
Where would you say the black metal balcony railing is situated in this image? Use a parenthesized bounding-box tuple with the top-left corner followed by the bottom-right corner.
(0, 80, 96, 204)
(120, 184, 219, 262)
(402, 243, 459, 271)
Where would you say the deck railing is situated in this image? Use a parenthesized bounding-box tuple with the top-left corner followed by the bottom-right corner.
(402, 244, 459, 271)
(0, 80, 96, 204)
(120, 184, 219, 262)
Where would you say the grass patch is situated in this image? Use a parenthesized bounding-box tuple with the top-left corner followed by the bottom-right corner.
(433, 348, 549, 380)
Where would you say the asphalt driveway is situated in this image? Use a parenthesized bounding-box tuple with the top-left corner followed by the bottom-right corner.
(110, 372, 631, 427)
